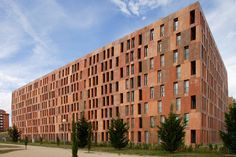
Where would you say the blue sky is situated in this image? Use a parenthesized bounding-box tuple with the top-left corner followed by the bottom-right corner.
(0, 0, 236, 122)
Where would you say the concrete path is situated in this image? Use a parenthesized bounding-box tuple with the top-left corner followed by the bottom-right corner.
(0, 144, 146, 157)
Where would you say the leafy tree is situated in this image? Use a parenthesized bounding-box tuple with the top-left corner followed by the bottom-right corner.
(87, 123, 92, 152)
(220, 103, 236, 154)
(158, 110, 186, 153)
(77, 115, 89, 148)
(72, 116, 79, 157)
(108, 117, 129, 150)
(8, 125, 21, 142)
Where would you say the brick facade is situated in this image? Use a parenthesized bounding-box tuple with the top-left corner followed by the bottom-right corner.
(12, 2, 228, 145)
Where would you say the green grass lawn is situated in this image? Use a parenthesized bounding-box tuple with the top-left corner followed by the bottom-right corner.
(0, 144, 23, 154)
(1, 141, 235, 157)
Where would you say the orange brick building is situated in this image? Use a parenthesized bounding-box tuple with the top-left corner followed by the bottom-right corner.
(12, 2, 228, 145)
(0, 109, 9, 132)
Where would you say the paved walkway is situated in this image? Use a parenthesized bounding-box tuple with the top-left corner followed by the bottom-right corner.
(0, 144, 144, 157)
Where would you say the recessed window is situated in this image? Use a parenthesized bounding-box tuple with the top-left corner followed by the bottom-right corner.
(144, 102, 148, 114)
(131, 64, 134, 75)
(160, 85, 165, 97)
(176, 33, 181, 46)
(144, 45, 148, 57)
(138, 131, 141, 142)
(184, 46, 189, 60)
(157, 70, 162, 83)
(173, 18, 179, 31)
(160, 24, 164, 37)
(190, 10, 195, 24)
(191, 61, 196, 75)
(191, 130, 196, 143)
(191, 95, 196, 109)
(116, 57, 119, 67)
(138, 48, 141, 59)
(139, 34, 142, 45)
(120, 68, 123, 78)
(139, 61, 142, 73)
(144, 74, 148, 86)
(174, 82, 178, 96)
(150, 58, 154, 70)
(150, 29, 154, 41)
(130, 51, 134, 62)
(176, 65, 181, 79)
(173, 50, 178, 64)
(139, 117, 142, 128)
(158, 40, 162, 53)
(138, 103, 141, 114)
(150, 87, 155, 99)
(126, 66, 130, 76)
(131, 37, 135, 48)
(191, 26, 196, 40)
(176, 98, 181, 112)
(160, 54, 165, 67)
(158, 101, 162, 113)
(150, 116, 155, 128)
(184, 80, 189, 94)
(120, 42, 124, 53)
(127, 39, 130, 50)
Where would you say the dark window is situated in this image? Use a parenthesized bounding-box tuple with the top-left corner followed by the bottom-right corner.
(131, 37, 135, 48)
(116, 82, 119, 92)
(120, 93, 123, 103)
(191, 130, 196, 143)
(191, 61, 196, 75)
(138, 131, 141, 142)
(191, 26, 196, 40)
(139, 117, 142, 128)
(120, 68, 123, 78)
(138, 34, 142, 45)
(139, 89, 142, 101)
(190, 10, 195, 24)
(137, 48, 141, 59)
(116, 107, 119, 116)
(116, 57, 119, 67)
(191, 95, 196, 109)
(139, 61, 142, 73)
(120, 42, 124, 53)
(138, 103, 141, 114)
(127, 39, 130, 50)
(137, 75, 141, 87)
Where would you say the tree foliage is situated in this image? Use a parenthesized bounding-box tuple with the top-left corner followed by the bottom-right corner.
(77, 115, 89, 148)
(72, 116, 79, 157)
(108, 117, 129, 150)
(87, 123, 92, 152)
(220, 103, 236, 154)
(8, 125, 21, 142)
(158, 111, 186, 153)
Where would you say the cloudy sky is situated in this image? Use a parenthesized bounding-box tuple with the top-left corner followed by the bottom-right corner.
(0, 0, 236, 124)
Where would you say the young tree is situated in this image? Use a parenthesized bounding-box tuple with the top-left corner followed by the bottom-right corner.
(56, 135, 60, 146)
(108, 117, 129, 150)
(220, 103, 236, 154)
(87, 123, 92, 152)
(158, 110, 186, 153)
(8, 125, 21, 142)
(72, 116, 79, 157)
(24, 136, 28, 150)
(77, 115, 89, 148)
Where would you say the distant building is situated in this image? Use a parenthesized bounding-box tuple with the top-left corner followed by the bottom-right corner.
(0, 109, 9, 132)
(12, 2, 228, 145)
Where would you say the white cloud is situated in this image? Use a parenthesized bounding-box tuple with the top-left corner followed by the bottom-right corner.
(111, 0, 171, 17)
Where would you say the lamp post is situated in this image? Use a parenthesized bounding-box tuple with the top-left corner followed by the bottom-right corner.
(62, 119, 66, 148)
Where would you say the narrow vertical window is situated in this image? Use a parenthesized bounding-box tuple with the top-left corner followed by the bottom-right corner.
(173, 18, 179, 31)
(144, 74, 148, 86)
(176, 65, 181, 79)
(173, 50, 178, 64)
(184, 46, 189, 60)
(160, 24, 164, 37)
(139, 34, 142, 45)
(190, 10, 195, 24)
(176, 33, 181, 46)
(150, 87, 155, 99)
(160, 85, 165, 97)
(184, 80, 189, 94)
(160, 54, 165, 67)
(144, 45, 148, 57)
(120, 42, 124, 53)
(158, 40, 162, 53)
(191, 61, 196, 75)
(191, 26, 196, 40)
(191, 95, 196, 109)
(150, 29, 154, 41)
(176, 98, 181, 111)
(158, 101, 162, 113)
(150, 58, 154, 70)
(174, 82, 178, 96)
(158, 70, 162, 83)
